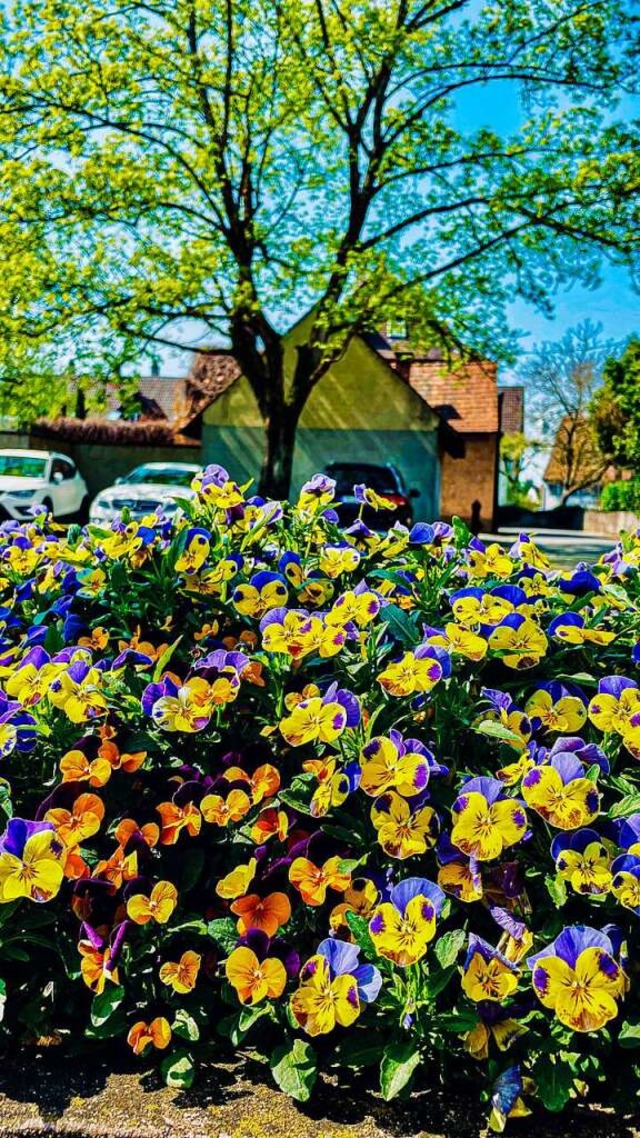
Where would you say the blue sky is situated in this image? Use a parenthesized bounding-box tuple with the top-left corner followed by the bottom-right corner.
(454, 80, 638, 376)
(162, 68, 638, 379)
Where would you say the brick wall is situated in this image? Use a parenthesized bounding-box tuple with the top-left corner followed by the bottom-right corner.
(439, 433, 498, 530)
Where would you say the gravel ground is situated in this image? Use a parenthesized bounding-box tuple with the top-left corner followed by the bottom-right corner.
(0, 1049, 638, 1138)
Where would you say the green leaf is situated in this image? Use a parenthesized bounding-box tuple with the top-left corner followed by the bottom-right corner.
(0, 977, 6, 1023)
(610, 794, 640, 819)
(238, 1003, 272, 1034)
(380, 1040, 421, 1101)
(380, 604, 420, 647)
(437, 1010, 479, 1032)
(180, 847, 205, 892)
(207, 917, 239, 955)
(161, 1050, 195, 1089)
(434, 929, 466, 969)
(545, 873, 567, 908)
(475, 720, 524, 746)
(172, 1008, 200, 1042)
(270, 1039, 317, 1102)
(332, 1034, 384, 1068)
(90, 983, 125, 1028)
(345, 911, 377, 960)
(152, 635, 183, 682)
(425, 963, 457, 999)
(278, 773, 315, 814)
(534, 1055, 575, 1112)
(85, 1008, 128, 1040)
(619, 1020, 640, 1048)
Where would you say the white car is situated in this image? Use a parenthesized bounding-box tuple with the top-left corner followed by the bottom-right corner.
(89, 462, 201, 524)
(0, 450, 88, 522)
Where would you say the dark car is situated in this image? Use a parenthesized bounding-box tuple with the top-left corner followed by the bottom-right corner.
(324, 462, 419, 530)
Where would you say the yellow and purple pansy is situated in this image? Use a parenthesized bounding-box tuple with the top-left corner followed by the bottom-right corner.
(359, 730, 443, 798)
(369, 876, 445, 966)
(461, 934, 520, 1003)
(290, 937, 381, 1036)
(550, 828, 612, 895)
(525, 680, 587, 734)
(279, 683, 359, 747)
(0, 818, 64, 903)
(522, 748, 601, 830)
(528, 925, 627, 1032)
(451, 777, 528, 861)
(488, 614, 548, 669)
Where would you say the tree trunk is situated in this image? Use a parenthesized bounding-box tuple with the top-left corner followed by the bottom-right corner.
(258, 399, 301, 500)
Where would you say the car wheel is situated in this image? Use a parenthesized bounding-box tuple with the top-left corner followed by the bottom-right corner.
(42, 497, 53, 518)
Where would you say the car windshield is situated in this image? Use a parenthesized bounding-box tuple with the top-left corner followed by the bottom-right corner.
(0, 455, 48, 478)
(122, 466, 196, 487)
(328, 465, 399, 495)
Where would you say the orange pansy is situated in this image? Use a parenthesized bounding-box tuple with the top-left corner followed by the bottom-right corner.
(230, 892, 292, 936)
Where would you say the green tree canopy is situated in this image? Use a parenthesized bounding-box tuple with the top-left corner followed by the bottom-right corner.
(0, 0, 638, 493)
(592, 337, 640, 467)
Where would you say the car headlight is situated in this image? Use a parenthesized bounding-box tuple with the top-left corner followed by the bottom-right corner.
(7, 489, 35, 499)
(91, 498, 111, 512)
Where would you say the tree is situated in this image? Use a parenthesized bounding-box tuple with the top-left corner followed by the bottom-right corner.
(499, 431, 542, 507)
(519, 320, 616, 504)
(0, 1, 638, 496)
(591, 338, 640, 468)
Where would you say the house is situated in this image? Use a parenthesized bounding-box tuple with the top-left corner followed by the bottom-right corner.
(29, 325, 519, 527)
(542, 416, 615, 510)
(199, 320, 445, 523)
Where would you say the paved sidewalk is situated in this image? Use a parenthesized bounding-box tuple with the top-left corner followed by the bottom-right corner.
(480, 528, 616, 568)
(0, 1049, 636, 1138)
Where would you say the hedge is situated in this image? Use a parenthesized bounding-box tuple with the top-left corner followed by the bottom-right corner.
(600, 480, 640, 513)
(1, 466, 640, 1131)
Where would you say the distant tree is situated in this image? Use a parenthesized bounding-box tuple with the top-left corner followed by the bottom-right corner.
(0, 2, 638, 495)
(520, 320, 615, 505)
(499, 431, 542, 507)
(591, 338, 640, 468)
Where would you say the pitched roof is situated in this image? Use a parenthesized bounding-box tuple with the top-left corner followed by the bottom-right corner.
(405, 359, 499, 434)
(33, 417, 198, 447)
(498, 386, 524, 434)
(362, 331, 499, 434)
(137, 378, 189, 422)
(177, 351, 242, 430)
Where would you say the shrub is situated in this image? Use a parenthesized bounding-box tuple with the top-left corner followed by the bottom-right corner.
(1, 467, 640, 1129)
(601, 479, 640, 513)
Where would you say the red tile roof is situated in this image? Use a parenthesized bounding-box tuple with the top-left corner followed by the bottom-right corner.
(406, 359, 499, 434)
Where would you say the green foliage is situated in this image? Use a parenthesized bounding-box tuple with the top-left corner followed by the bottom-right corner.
(592, 339, 640, 470)
(379, 1040, 422, 1100)
(2, 469, 640, 1127)
(270, 1040, 317, 1102)
(0, 5, 638, 485)
(600, 479, 640, 513)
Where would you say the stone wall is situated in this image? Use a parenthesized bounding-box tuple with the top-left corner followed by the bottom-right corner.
(583, 509, 640, 537)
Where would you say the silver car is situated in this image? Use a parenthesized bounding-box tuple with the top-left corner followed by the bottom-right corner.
(89, 462, 201, 524)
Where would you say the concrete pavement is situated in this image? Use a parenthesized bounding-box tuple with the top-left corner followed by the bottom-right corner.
(480, 528, 617, 568)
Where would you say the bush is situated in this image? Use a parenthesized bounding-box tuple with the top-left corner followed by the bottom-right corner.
(1, 467, 640, 1130)
(600, 479, 640, 513)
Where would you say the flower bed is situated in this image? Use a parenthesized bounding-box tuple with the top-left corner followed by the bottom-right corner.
(1, 467, 640, 1132)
